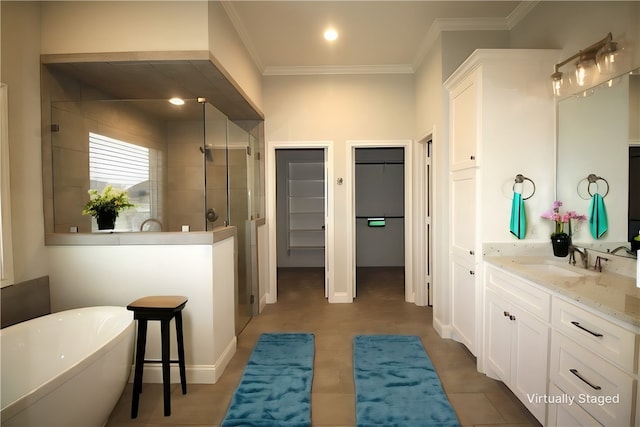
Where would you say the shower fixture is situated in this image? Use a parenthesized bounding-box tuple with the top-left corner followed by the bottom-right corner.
(200, 144, 213, 161)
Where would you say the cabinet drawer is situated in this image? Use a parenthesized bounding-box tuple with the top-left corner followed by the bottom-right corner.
(550, 332, 634, 427)
(485, 265, 551, 321)
(552, 297, 636, 371)
(548, 384, 603, 426)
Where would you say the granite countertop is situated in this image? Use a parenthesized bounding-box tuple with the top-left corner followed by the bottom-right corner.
(485, 256, 640, 330)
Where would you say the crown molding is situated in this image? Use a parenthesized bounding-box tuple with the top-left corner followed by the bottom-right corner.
(223, 1, 540, 76)
(507, 1, 540, 30)
(263, 64, 414, 76)
(412, 16, 510, 69)
(220, 1, 264, 72)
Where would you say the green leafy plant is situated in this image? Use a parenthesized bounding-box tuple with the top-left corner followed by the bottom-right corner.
(82, 185, 134, 219)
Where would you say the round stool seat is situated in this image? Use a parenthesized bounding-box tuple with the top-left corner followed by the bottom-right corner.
(127, 295, 188, 418)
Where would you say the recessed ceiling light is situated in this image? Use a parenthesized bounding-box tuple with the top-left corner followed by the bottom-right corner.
(324, 28, 338, 42)
(169, 97, 185, 106)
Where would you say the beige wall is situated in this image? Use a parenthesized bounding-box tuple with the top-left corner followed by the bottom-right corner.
(39, 1, 263, 112)
(40, 1, 209, 53)
(1, 1, 47, 284)
(208, 1, 264, 111)
(263, 73, 414, 296)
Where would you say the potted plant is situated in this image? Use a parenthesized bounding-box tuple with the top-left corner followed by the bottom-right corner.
(541, 200, 586, 257)
(82, 185, 134, 230)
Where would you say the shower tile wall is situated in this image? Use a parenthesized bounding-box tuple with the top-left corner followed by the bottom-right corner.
(49, 97, 166, 233)
(206, 147, 230, 230)
(167, 122, 209, 231)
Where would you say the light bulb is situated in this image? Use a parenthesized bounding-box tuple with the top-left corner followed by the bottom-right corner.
(596, 41, 619, 75)
(551, 71, 564, 97)
(574, 58, 594, 88)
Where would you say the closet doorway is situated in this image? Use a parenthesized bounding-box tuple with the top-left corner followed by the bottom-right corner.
(348, 142, 413, 301)
(267, 142, 333, 303)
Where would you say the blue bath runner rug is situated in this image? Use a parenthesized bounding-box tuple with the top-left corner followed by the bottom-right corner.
(221, 333, 314, 427)
(353, 335, 460, 427)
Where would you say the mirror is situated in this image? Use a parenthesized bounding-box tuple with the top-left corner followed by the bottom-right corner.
(556, 68, 640, 257)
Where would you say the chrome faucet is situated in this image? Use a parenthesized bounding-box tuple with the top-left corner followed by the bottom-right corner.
(568, 245, 588, 269)
(140, 218, 163, 231)
(609, 245, 636, 258)
(594, 256, 609, 272)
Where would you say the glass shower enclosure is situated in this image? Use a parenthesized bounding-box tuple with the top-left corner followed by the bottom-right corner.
(49, 98, 263, 333)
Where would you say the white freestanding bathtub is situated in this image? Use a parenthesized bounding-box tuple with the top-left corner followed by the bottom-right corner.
(1, 306, 135, 427)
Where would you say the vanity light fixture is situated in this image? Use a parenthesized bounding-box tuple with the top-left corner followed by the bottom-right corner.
(169, 97, 185, 106)
(551, 32, 621, 97)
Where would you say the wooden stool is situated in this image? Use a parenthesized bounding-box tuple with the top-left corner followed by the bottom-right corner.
(127, 296, 188, 418)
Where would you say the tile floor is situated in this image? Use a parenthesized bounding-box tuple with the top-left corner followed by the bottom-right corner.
(106, 267, 541, 427)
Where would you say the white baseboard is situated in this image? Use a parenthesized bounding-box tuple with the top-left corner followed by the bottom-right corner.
(129, 336, 237, 384)
(433, 317, 453, 339)
(328, 291, 353, 303)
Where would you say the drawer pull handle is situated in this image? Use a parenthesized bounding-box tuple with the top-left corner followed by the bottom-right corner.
(571, 321, 603, 337)
(503, 311, 510, 317)
(569, 368, 602, 390)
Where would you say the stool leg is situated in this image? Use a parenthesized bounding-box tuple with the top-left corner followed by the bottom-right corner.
(131, 319, 148, 419)
(161, 319, 171, 416)
(175, 311, 187, 394)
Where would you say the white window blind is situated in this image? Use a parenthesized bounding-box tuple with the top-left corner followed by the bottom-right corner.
(89, 132, 149, 188)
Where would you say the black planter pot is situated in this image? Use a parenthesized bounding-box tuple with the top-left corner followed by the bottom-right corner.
(96, 213, 117, 230)
(551, 233, 571, 257)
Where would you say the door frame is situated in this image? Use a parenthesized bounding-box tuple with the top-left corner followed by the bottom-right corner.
(346, 140, 413, 302)
(266, 141, 334, 303)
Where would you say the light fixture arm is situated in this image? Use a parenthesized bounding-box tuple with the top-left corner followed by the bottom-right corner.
(553, 32, 613, 74)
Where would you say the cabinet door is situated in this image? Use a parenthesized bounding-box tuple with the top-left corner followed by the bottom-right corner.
(449, 73, 478, 170)
(451, 253, 476, 354)
(511, 308, 549, 424)
(484, 288, 512, 384)
(450, 168, 476, 257)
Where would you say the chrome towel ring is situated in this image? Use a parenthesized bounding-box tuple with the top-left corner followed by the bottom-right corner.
(513, 174, 536, 200)
(578, 173, 609, 199)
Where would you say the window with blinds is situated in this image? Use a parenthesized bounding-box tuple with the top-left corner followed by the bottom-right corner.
(88, 132, 153, 230)
(89, 132, 149, 188)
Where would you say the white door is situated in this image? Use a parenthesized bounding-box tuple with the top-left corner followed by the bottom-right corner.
(267, 142, 334, 303)
(425, 139, 433, 305)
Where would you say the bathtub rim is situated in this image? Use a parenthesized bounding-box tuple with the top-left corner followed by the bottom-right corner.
(0, 306, 134, 421)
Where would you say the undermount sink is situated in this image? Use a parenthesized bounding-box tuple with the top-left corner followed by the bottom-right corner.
(522, 263, 587, 278)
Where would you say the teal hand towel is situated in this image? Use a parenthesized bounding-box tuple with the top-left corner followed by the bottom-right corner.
(589, 193, 608, 239)
(510, 192, 526, 239)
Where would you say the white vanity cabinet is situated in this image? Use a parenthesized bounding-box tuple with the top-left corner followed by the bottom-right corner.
(485, 260, 639, 427)
(484, 264, 551, 423)
(444, 49, 558, 356)
(548, 297, 637, 427)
